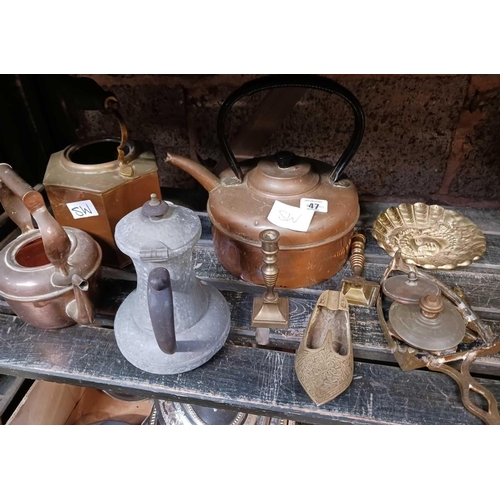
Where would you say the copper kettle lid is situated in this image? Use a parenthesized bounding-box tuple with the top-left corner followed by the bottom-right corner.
(247, 151, 319, 196)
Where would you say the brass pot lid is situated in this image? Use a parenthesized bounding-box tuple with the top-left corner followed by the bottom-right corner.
(389, 295, 466, 351)
(382, 272, 440, 304)
(373, 203, 486, 269)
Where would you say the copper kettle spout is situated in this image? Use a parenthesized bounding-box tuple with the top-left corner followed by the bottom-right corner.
(166, 153, 221, 192)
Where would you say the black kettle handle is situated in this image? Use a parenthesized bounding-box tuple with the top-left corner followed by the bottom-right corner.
(148, 267, 176, 355)
(217, 74, 365, 183)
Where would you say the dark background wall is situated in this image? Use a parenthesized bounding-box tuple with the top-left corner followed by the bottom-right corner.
(4, 75, 500, 208)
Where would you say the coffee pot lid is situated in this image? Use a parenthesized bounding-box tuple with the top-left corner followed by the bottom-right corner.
(114, 194, 202, 261)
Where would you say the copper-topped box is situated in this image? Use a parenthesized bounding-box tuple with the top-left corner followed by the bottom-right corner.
(43, 137, 161, 268)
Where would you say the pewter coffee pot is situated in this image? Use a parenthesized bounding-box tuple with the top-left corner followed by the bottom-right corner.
(114, 194, 231, 374)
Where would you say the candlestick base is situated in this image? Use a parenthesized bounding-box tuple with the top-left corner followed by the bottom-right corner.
(251, 296, 289, 329)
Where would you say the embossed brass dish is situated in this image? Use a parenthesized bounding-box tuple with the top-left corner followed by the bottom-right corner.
(373, 203, 486, 269)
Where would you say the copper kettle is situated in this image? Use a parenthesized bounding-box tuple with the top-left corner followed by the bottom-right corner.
(0, 164, 102, 329)
(167, 75, 365, 288)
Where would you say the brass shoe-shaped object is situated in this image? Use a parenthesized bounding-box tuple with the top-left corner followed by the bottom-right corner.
(295, 291, 353, 406)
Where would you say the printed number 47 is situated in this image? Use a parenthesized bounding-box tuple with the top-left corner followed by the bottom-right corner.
(308, 203, 319, 210)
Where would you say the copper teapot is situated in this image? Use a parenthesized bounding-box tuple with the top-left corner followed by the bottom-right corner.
(167, 75, 365, 288)
(0, 165, 102, 329)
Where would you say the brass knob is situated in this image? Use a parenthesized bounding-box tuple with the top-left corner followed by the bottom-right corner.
(419, 295, 444, 319)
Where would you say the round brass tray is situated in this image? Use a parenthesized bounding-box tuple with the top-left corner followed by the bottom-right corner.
(373, 203, 486, 269)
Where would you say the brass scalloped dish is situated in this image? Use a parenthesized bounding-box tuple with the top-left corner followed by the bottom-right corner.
(373, 203, 486, 269)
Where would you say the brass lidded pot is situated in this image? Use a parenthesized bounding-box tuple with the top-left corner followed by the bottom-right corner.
(167, 75, 365, 288)
(43, 97, 161, 268)
(0, 164, 102, 329)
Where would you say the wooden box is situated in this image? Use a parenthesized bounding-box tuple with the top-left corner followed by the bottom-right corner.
(7, 381, 153, 425)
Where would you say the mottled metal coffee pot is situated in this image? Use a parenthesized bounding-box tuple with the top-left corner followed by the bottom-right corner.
(0, 164, 102, 329)
(113, 194, 231, 374)
(167, 75, 365, 288)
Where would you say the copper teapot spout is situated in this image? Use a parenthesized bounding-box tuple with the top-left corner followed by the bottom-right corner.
(166, 152, 221, 192)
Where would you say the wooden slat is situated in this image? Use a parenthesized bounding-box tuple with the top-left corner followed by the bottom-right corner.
(0, 312, 498, 425)
(189, 245, 500, 314)
(2, 280, 498, 377)
(196, 211, 500, 272)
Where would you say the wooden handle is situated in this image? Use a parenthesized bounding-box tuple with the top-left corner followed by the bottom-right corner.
(148, 267, 176, 355)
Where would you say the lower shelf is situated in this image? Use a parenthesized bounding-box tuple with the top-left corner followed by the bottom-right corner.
(1, 312, 500, 424)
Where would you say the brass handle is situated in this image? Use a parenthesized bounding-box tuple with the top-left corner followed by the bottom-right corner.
(104, 96, 133, 177)
(428, 354, 500, 425)
(0, 164, 71, 276)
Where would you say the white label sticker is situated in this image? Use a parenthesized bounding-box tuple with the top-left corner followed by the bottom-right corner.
(66, 200, 99, 219)
(267, 200, 314, 233)
(300, 198, 328, 213)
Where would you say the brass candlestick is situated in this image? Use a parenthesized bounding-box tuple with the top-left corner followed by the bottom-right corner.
(251, 229, 289, 330)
